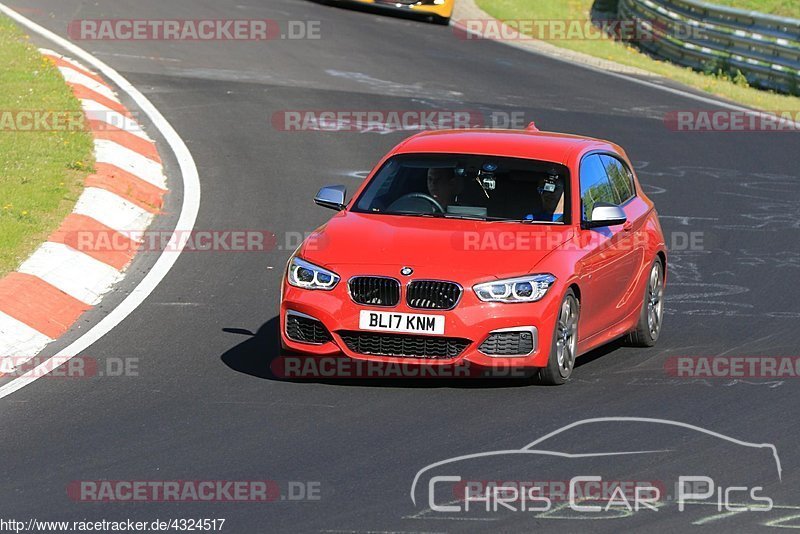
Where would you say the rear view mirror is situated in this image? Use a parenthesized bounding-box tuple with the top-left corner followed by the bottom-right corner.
(314, 185, 347, 211)
(584, 202, 627, 228)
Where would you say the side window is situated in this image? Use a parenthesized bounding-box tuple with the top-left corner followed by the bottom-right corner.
(600, 155, 635, 204)
(579, 155, 616, 221)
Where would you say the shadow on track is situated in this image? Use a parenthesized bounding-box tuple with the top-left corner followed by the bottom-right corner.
(219, 317, 623, 388)
(575, 338, 626, 368)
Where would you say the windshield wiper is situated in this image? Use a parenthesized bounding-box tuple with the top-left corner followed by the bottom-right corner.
(444, 215, 539, 222)
(390, 212, 548, 223)
(392, 211, 445, 218)
(518, 218, 560, 224)
(440, 214, 487, 221)
(393, 212, 484, 220)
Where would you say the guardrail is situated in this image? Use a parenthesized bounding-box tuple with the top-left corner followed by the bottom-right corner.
(618, 0, 800, 95)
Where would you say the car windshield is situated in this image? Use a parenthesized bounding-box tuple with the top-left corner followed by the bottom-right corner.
(353, 154, 570, 223)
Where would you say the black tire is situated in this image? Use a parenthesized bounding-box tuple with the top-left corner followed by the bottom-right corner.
(626, 257, 665, 347)
(538, 289, 579, 386)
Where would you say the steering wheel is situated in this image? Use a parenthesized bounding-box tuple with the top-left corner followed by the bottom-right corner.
(387, 193, 445, 214)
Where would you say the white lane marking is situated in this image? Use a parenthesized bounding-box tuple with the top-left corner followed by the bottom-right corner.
(17, 242, 123, 305)
(80, 99, 150, 141)
(94, 139, 166, 188)
(325, 69, 464, 100)
(0, 312, 53, 360)
(0, 2, 201, 399)
(600, 70, 800, 128)
(92, 51, 182, 63)
(455, 18, 800, 129)
(73, 187, 153, 235)
(57, 66, 119, 102)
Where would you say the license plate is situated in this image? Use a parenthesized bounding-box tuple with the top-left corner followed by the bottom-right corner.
(359, 310, 445, 335)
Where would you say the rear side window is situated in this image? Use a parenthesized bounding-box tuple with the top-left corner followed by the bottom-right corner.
(600, 155, 635, 204)
(579, 154, 616, 221)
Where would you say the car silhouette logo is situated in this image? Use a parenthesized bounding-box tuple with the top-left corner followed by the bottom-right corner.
(410, 417, 783, 513)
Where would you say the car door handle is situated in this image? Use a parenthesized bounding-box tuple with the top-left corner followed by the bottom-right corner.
(622, 221, 633, 232)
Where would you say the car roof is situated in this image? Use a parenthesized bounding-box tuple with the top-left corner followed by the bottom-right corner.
(391, 129, 620, 165)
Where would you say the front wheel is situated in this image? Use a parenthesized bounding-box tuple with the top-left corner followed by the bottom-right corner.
(538, 289, 579, 385)
(626, 258, 665, 347)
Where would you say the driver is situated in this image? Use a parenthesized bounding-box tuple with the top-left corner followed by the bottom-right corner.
(426, 168, 462, 210)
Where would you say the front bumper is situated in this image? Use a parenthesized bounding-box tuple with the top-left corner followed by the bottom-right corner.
(279, 275, 561, 369)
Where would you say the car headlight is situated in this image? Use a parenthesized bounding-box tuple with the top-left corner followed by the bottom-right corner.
(287, 257, 340, 290)
(473, 274, 556, 303)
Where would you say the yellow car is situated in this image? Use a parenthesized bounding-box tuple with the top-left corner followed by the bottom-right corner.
(331, 0, 454, 24)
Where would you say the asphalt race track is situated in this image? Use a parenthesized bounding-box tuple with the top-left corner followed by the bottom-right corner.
(2, 0, 800, 531)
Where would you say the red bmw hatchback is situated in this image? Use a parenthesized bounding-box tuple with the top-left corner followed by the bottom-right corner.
(280, 126, 667, 384)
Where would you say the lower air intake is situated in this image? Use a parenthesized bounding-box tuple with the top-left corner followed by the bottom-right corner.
(338, 331, 470, 359)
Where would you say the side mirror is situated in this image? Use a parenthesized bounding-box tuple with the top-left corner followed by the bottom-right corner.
(314, 185, 347, 211)
(583, 202, 627, 228)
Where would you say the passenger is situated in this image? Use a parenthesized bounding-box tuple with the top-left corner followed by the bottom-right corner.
(529, 174, 565, 222)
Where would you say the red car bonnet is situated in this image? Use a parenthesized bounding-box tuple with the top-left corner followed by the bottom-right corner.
(300, 211, 573, 282)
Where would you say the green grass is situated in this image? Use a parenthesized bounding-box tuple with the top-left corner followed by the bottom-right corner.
(0, 15, 94, 276)
(711, 0, 800, 18)
(475, 0, 800, 111)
